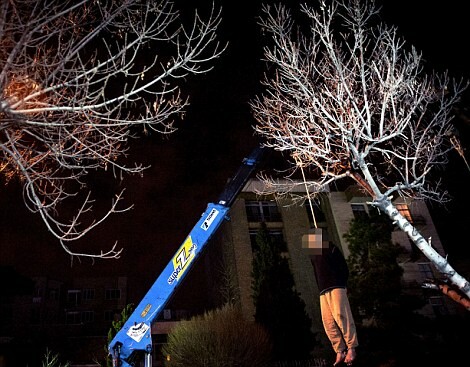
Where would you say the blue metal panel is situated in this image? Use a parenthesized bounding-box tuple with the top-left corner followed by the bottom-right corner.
(109, 203, 230, 366)
(108, 146, 266, 366)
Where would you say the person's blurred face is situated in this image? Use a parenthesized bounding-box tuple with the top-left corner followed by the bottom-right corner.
(302, 229, 328, 255)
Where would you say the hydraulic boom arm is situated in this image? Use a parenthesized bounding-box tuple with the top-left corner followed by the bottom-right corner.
(108, 146, 265, 367)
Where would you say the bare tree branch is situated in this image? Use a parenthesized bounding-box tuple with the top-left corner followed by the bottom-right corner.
(0, 0, 226, 259)
(252, 0, 470, 304)
(423, 279, 470, 311)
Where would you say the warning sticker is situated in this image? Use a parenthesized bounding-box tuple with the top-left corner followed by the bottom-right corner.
(127, 322, 150, 343)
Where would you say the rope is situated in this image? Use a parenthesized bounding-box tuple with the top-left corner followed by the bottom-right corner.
(295, 153, 317, 229)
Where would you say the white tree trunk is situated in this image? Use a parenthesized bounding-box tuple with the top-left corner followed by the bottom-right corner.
(378, 197, 470, 300)
(359, 158, 470, 301)
(251, 0, 470, 309)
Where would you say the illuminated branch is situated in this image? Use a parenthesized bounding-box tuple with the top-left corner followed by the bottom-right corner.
(0, 0, 226, 259)
(252, 0, 470, 304)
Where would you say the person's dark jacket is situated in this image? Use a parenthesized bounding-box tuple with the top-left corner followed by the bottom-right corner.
(310, 242, 349, 295)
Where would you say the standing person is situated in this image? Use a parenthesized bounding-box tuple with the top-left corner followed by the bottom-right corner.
(303, 230, 358, 366)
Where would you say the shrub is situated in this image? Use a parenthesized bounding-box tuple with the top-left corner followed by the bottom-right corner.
(162, 304, 272, 367)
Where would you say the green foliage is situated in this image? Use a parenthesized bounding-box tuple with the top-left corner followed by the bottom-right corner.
(251, 223, 316, 361)
(342, 210, 470, 365)
(104, 303, 134, 367)
(343, 210, 404, 321)
(162, 304, 272, 367)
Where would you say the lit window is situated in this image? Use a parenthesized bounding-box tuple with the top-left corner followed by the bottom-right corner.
(395, 203, 413, 224)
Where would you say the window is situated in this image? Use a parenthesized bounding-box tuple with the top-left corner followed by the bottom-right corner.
(175, 309, 190, 320)
(105, 310, 120, 322)
(304, 201, 326, 227)
(351, 204, 367, 219)
(429, 296, 448, 316)
(249, 228, 287, 252)
(395, 203, 413, 224)
(83, 288, 95, 301)
(67, 289, 81, 306)
(245, 201, 282, 222)
(82, 311, 94, 323)
(105, 288, 121, 300)
(418, 263, 434, 281)
(66, 311, 81, 324)
(429, 297, 443, 306)
(48, 288, 59, 301)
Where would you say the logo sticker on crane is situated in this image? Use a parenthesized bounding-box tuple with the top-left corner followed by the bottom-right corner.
(201, 208, 219, 231)
(166, 208, 219, 285)
(167, 236, 198, 285)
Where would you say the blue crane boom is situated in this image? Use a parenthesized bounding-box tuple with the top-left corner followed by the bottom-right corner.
(108, 146, 265, 367)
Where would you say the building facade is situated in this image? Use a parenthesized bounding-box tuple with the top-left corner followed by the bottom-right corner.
(0, 178, 462, 366)
(219, 178, 460, 332)
(0, 275, 128, 366)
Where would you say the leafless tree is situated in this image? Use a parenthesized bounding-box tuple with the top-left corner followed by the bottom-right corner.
(0, 0, 225, 259)
(251, 0, 470, 306)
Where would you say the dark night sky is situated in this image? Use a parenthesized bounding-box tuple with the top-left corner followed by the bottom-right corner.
(378, 0, 470, 268)
(1, 0, 469, 306)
